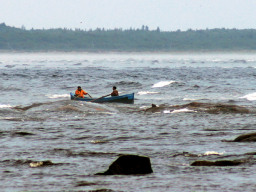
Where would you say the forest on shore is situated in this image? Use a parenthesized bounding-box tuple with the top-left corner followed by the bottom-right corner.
(1, 23, 256, 52)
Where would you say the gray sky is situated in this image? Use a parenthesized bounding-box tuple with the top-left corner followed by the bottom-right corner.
(1, 0, 256, 31)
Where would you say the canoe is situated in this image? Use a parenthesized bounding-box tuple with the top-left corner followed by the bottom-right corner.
(70, 92, 134, 104)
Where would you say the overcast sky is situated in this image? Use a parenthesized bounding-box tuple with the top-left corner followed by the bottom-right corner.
(1, 0, 256, 31)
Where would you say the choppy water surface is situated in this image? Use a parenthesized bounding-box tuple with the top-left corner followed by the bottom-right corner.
(1, 52, 256, 191)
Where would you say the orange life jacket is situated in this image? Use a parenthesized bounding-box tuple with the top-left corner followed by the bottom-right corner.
(75, 89, 87, 98)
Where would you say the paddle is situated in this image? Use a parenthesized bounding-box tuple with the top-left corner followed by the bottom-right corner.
(90, 94, 110, 102)
(87, 93, 93, 98)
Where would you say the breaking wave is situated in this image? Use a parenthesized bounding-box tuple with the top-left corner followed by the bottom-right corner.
(203, 151, 225, 156)
(46, 94, 70, 99)
(152, 81, 176, 88)
(170, 108, 195, 114)
(240, 92, 256, 101)
(0, 104, 12, 108)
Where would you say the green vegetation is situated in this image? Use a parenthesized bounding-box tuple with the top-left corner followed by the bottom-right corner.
(1, 23, 256, 51)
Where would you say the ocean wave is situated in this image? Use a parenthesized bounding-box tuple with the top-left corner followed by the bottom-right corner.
(46, 94, 70, 99)
(1, 159, 59, 167)
(183, 97, 209, 101)
(240, 92, 256, 101)
(115, 81, 142, 87)
(88, 111, 117, 115)
(137, 91, 159, 95)
(49, 148, 117, 157)
(152, 81, 176, 88)
(5, 65, 16, 68)
(231, 59, 247, 63)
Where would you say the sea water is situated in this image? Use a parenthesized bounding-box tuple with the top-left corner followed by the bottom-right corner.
(1, 52, 256, 191)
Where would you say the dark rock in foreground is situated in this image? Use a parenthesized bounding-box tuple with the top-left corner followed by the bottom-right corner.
(191, 160, 242, 166)
(96, 155, 153, 175)
(233, 132, 256, 142)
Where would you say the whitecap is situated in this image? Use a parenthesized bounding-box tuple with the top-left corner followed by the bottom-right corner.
(46, 94, 70, 99)
(163, 108, 195, 114)
(137, 91, 159, 95)
(0, 104, 12, 108)
(204, 151, 224, 156)
(183, 98, 197, 101)
(152, 81, 176, 88)
(240, 92, 256, 101)
(170, 108, 195, 114)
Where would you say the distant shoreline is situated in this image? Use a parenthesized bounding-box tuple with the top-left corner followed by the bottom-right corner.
(1, 23, 256, 53)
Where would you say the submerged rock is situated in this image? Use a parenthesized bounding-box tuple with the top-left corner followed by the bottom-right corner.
(88, 189, 115, 192)
(56, 105, 81, 112)
(178, 102, 250, 114)
(145, 102, 252, 114)
(96, 155, 153, 175)
(13, 102, 46, 111)
(191, 160, 242, 166)
(29, 160, 55, 168)
(11, 131, 35, 136)
(233, 132, 256, 142)
(144, 104, 166, 113)
(75, 181, 97, 187)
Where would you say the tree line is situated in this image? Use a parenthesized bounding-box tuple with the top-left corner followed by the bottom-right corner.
(1, 23, 256, 51)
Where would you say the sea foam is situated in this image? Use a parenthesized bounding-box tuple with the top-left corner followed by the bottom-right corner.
(0, 104, 12, 108)
(203, 151, 224, 156)
(163, 108, 195, 114)
(183, 98, 198, 101)
(240, 92, 256, 101)
(152, 81, 176, 88)
(46, 94, 70, 99)
(137, 91, 159, 95)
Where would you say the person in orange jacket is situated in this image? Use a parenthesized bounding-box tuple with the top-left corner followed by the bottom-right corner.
(75, 86, 92, 98)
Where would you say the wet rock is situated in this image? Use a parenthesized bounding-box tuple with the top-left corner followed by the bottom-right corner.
(233, 132, 256, 142)
(144, 102, 252, 114)
(96, 155, 153, 175)
(88, 189, 115, 192)
(144, 104, 165, 113)
(11, 131, 35, 137)
(75, 181, 97, 187)
(245, 152, 256, 155)
(191, 160, 242, 166)
(182, 102, 250, 114)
